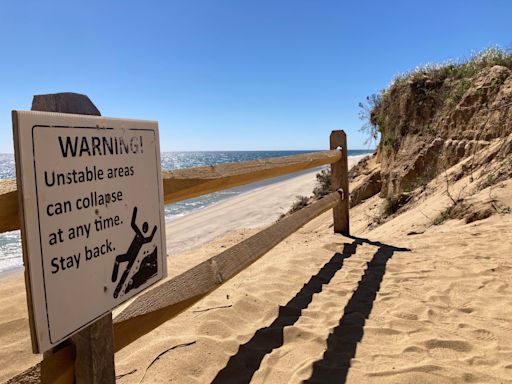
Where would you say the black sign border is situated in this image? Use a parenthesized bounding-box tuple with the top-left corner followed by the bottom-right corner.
(31, 124, 164, 346)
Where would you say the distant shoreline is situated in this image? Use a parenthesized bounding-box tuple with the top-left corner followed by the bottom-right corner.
(0, 152, 372, 276)
(0, 149, 376, 155)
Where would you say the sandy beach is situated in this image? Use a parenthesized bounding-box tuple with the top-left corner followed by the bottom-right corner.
(0, 158, 360, 382)
(115, 147, 512, 384)
(2, 2, 512, 383)
(165, 168, 322, 255)
(2, 152, 512, 383)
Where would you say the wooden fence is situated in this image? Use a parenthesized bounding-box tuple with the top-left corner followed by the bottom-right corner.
(2, 94, 349, 384)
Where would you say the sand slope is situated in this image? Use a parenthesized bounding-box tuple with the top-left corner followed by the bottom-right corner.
(2, 154, 512, 383)
(113, 210, 512, 384)
(0, 272, 40, 382)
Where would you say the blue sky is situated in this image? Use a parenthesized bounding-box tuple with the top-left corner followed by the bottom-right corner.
(0, 0, 510, 152)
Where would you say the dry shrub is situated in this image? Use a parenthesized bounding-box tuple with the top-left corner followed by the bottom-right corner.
(382, 193, 411, 217)
(313, 169, 331, 198)
(288, 195, 310, 214)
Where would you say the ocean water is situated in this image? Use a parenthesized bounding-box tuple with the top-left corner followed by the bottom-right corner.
(0, 150, 372, 273)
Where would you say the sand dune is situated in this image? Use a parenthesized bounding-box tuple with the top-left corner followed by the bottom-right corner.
(112, 207, 512, 384)
(114, 206, 512, 384)
(2, 154, 512, 383)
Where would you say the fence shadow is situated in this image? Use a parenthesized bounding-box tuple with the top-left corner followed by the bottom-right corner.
(304, 236, 410, 383)
(211, 240, 360, 384)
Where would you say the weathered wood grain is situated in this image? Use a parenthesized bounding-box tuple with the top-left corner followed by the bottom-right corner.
(0, 150, 340, 234)
(21, 93, 115, 384)
(330, 131, 349, 235)
(0, 179, 19, 232)
(162, 150, 341, 204)
(71, 314, 115, 384)
(6, 107, 346, 383)
(112, 191, 340, 350)
(11, 192, 340, 383)
(32, 93, 101, 116)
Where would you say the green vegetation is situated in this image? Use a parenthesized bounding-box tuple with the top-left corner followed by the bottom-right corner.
(482, 174, 497, 189)
(382, 195, 400, 217)
(479, 159, 512, 191)
(433, 206, 454, 225)
(449, 78, 472, 104)
(289, 195, 310, 214)
(382, 193, 411, 217)
(390, 47, 512, 88)
(402, 176, 429, 192)
(359, 47, 512, 148)
(278, 195, 311, 221)
(358, 93, 382, 147)
(312, 169, 331, 198)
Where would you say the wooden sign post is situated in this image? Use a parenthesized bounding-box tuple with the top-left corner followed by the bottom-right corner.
(330, 130, 349, 235)
(29, 94, 115, 384)
(13, 93, 166, 383)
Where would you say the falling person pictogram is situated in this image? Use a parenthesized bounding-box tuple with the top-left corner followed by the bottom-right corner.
(112, 207, 157, 298)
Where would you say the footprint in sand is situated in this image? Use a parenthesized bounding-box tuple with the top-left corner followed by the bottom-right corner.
(198, 319, 234, 339)
(402, 345, 427, 359)
(459, 306, 474, 314)
(425, 339, 472, 359)
(392, 311, 419, 321)
(470, 329, 497, 342)
(426, 308, 450, 322)
(365, 327, 402, 336)
(321, 242, 345, 252)
(465, 355, 498, 367)
(425, 339, 472, 352)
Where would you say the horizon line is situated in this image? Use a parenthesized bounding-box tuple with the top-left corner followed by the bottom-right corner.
(0, 148, 376, 155)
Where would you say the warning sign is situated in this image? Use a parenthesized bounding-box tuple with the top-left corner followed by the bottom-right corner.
(12, 111, 167, 353)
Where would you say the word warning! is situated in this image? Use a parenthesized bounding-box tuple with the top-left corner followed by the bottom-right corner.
(12, 111, 167, 353)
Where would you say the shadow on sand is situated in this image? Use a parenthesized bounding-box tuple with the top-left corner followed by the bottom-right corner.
(211, 236, 410, 384)
(304, 237, 410, 383)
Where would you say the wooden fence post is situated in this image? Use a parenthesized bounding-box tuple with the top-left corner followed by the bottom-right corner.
(330, 130, 349, 235)
(33, 93, 116, 384)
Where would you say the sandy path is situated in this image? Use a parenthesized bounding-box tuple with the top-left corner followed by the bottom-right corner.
(0, 157, 364, 382)
(114, 210, 512, 384)
(165, 169, 321, 255)
(165, 156, 365, 255)
(113, 176, 512, 383)
(9, 154, 512, 383)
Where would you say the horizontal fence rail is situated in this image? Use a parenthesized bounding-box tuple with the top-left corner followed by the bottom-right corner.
(0, 150, 341, 234)
(12, 191, 343, 384)
(5, 92, 349, 383)
(114, 191, 342, 349)
(5, 94, 350, 384)
(0, 179, 18, 233)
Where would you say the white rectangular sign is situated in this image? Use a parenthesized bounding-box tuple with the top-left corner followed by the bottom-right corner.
(12, 111, 167, 353)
